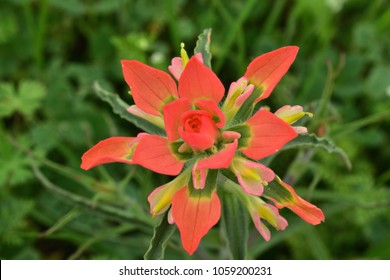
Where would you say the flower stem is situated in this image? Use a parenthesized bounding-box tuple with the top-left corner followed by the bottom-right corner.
(68, 223, 136, 260)
(332, 109, 390, 139)
(310, 54, 345, 131)
(214, 0, 259, 72)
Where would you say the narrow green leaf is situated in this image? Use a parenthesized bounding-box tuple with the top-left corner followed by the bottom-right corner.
(144, 210, 176, 260)
(40, 208, 81, 237)
(31, 163, 153, 230)
(93, 81, 165, 135)
(194, 28, 212, 68)
(248, 203, 348, 257)
(69, 223, 136, 260)
(303, 225, 332, 259)
(219, 186, 249, 260)
(281, 133, 352, 170)
(333, 109, 390, 138)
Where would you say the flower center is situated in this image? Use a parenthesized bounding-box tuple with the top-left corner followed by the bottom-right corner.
(184, 115, 202, 132)
(178, 110, 219, 151)
(181, 110, 215, 132)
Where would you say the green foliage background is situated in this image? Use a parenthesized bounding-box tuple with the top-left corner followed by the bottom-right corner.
(1, 0, 389, 259)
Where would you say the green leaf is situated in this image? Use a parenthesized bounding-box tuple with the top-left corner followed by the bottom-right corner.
(281, 133, 352, 170)
(219, 187, 249, 260)
(93, 82, 165, 135)
(144, 210, 176, 260)
(194, 28, 212, 68)
(303, 225, 332, 259)
(40, 208, 81, 237)
(365, 65, 390, 99)
(0, 11, 18, 44)
(0, 81, 46, 119)
(18, 81, 46, 117)
(48, 0, 87, 16)
(0, 129, 34, 186)
(0, 83, 15, 118)
(0, 193, 35, 246)
(31, 163, 153, 230)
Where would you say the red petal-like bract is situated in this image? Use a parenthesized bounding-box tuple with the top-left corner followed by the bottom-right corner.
(80, 137, 137, 170)
(197, 140, 238, 170)
(178, 110, 218, 151)
(179, 127, 216, 151)
(168, 53, 203, 80)
(163, 98, 192, 141)
(172, 187, 221, 255)
(241, 110, 298, 160)
(178, 57, 225, 104)
(133, 134, 184, 176)
(268, 180, 325, 225)
(244, 46, 299, 101)
(195, 99, 226, 128)
(121, 60, 178, 116)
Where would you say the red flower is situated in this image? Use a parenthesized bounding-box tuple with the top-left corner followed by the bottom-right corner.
(81, 45, 324, 255)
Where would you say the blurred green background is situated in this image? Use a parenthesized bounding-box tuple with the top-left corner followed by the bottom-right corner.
(1, 0, 390, 260)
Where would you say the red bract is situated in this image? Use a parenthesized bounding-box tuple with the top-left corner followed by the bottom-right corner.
(81, 45, 324, 255)
(244, 46, 299, 101)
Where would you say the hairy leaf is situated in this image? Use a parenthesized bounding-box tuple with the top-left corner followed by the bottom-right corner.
(281, 133, 351, 170)
(194, 28, 212, 68)
(219, 187, 249, 259)
(144, 211, 176, 260)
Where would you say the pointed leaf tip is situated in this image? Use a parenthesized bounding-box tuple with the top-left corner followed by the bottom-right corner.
(281, 133, 352, 170)
(194, 28, 212, 68)
(144, 211, 176, 260)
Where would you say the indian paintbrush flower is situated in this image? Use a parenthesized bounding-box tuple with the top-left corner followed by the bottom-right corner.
(81, 44, 324, 255)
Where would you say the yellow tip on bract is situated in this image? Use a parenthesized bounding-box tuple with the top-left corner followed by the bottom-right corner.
(306, 112, 314, 118)
(180, 42, 189, 67)
(282, 112, 305, 124)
